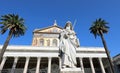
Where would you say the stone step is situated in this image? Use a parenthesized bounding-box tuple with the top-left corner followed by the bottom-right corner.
(60, 68, 83, 73)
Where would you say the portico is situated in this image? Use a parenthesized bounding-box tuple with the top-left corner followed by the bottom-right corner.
(0, 45, 109, 73)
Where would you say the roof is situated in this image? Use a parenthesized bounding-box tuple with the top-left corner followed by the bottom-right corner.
(33, 20, 63, 33)
(33, 25, 63, 33)
(113, 53, 120, 58)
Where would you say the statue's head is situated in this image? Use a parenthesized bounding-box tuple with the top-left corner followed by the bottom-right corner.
(64, 21, 73, 30)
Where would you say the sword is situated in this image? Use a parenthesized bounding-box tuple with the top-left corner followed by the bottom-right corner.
(72, 19, 77, 30)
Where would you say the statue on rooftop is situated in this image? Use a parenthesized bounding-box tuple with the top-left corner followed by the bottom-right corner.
(59, 21, 80, 68)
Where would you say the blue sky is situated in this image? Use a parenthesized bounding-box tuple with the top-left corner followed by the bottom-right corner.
(0, 0, 120, 57)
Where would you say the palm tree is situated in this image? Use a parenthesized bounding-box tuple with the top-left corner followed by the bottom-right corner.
(89, 18, 115, 73)
(0, 14, 27, 61)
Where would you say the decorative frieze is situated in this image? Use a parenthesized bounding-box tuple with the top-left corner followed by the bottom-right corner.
(34, 33, 59, 38)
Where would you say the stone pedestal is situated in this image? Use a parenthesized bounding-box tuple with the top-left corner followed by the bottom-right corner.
(60, 68, 82, 73)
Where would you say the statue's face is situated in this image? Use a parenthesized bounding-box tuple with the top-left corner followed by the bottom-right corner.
(66, 24, 71, 30)
(64, 21, 72, 30)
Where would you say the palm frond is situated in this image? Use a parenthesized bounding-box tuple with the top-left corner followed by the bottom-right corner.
(89, 18, 109, 38)
(0, 13, 27, 37)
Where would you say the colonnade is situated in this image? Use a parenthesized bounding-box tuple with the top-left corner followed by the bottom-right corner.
(79, 57, 106, 73)
(0, 57, 54, 73)
(0, 57, 106, 73)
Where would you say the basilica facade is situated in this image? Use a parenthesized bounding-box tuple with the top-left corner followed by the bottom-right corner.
(0, 22, 111, 73)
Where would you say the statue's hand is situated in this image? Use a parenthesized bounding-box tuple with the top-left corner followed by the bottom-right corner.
(64, 34, 68, 39)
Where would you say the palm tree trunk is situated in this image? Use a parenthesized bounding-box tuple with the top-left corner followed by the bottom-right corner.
(100, 31, 115, 73)
(0, 31, 13, 62)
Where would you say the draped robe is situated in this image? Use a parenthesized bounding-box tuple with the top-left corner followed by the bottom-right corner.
(59, 29, 79, 68)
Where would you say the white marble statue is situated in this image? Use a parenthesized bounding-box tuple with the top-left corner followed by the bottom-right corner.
(59, 21, 80, 68)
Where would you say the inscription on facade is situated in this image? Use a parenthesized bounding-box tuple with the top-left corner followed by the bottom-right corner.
(34, 33, 59, 38)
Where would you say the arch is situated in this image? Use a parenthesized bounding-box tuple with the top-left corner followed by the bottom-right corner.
(40, 39, 44, 46)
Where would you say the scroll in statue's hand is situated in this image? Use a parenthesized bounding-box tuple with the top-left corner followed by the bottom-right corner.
(64, 34, 68, 39)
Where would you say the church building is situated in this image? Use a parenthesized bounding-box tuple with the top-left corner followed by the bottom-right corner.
(0, 21, 111, 73)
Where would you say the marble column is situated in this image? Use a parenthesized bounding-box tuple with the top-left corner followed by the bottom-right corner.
(59, 57, 62, 69)
(23, 57, 30, 73)
(89, 58, 95, 73)
(48, 57, 52, 73)
(80, 57, 84, 73)
(0, 57, 7, 73)
(99, 58, 106, 73)
(35, 57, 41, 73)
(11, 57, 18, 73)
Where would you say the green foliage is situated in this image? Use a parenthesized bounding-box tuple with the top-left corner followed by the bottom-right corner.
(0, 14, 27, 37)
(89, 18, 109, 38)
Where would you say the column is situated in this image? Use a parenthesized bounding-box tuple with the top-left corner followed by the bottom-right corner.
(99, 58, 106, 73)
(59, 57, 62, 69)
(89, 58, 95, 73)
(23, 57, 30, 73)
(48, 57, 52, 73)
(0, 57, 7, 73)
(80, 57, 84, 73)
(11, 57, 18, 73)
(35, 57, 41, 73)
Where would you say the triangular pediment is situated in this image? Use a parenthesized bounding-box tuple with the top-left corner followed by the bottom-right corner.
(33, 25, 63, 33)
